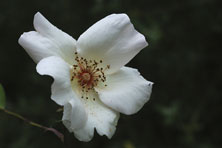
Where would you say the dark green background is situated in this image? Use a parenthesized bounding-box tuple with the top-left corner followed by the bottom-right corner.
(0, 0, 221, 147)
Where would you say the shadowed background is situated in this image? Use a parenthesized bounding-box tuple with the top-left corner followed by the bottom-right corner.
(0, 0, 221, 148)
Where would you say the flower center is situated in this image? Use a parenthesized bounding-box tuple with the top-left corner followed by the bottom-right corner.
(81, 73, 91, 82)
(70, 52, 110, 100)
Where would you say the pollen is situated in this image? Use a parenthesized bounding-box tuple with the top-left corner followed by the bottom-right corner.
(71, 52, 110, 100)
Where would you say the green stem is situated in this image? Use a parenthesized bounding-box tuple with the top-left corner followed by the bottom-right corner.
(0, 107, 64, 142)
(0, 108, 46, 129)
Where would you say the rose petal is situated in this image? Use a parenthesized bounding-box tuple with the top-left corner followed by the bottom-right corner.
(77, 13, 148, 74)
(62, 99, 87, 131)
(36, 56, 76, 106)
(19, 12, 76, 64)
(66, 93, 119, 142)
(95, 66, 153, 115)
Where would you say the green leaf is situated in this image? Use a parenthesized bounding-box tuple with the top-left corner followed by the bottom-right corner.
(0, 84, 6, 109)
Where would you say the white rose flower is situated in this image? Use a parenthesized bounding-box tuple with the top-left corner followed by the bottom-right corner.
(18, 12, 153, 142)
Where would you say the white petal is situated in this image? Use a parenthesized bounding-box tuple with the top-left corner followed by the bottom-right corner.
(19, 12, 76, 64)
(62, 99, 87, 131)
(77, 14, 148, 74)
(36, 56, 74, 105)
(95, 66, 153, 115)
(73, 94, 119, 142)
(19, 31, 60, 62)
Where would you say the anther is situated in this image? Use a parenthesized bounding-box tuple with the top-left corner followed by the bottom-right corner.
(71, 52, 110, 100)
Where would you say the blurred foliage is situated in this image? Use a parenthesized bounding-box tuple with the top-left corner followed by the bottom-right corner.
(0, 84, 6, 109)
(0, 0, 222, 148)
